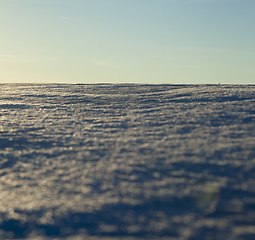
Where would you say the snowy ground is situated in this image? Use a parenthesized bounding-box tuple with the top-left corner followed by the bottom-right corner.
(0, 84, 255, 240)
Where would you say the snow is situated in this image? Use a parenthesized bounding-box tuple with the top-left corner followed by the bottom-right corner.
(0, 83, 255, 239)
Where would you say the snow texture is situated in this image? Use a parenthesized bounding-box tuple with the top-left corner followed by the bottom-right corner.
(0, 83, 255, 240)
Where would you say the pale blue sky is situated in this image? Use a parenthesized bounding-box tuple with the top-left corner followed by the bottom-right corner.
(1, 0, 254, 84)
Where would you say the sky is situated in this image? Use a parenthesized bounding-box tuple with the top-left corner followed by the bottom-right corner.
(0, 0, 254, 84)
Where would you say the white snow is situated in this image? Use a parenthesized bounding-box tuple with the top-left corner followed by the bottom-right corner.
(0, 83, 255, 239)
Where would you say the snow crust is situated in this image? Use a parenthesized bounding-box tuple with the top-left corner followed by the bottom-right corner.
(0, 83, 255, 239)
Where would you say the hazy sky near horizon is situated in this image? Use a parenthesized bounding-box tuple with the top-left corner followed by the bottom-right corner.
(1, 0, 254, 84)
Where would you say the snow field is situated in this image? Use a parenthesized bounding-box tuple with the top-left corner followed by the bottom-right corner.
(0, 84, 255, 239)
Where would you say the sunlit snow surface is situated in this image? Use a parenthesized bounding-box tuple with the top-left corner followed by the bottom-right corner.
(0, 84, 255, 240)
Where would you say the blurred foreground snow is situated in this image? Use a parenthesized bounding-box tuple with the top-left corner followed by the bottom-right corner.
(0, 84, 255, 239)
